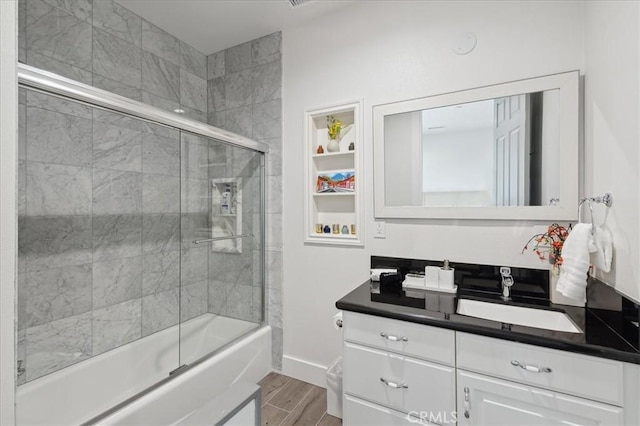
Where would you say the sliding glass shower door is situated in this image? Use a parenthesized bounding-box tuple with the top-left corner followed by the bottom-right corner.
(179, 131, 265, 365)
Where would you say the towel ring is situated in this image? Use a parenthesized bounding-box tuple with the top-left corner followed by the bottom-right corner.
(578, 193, 613, 235)
(578, 199, 595, 235)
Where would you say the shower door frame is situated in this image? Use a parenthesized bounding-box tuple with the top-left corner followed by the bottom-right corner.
(16, 63, 269, 421)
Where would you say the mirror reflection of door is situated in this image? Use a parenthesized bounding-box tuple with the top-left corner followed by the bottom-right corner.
(494, 94, 530, 206)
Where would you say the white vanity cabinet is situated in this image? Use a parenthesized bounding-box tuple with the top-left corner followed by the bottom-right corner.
(342, 312, 640, 426)
(342, 312, 456, 425)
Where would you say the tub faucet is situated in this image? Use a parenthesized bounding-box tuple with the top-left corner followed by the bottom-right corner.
(500, 267, 514, 301)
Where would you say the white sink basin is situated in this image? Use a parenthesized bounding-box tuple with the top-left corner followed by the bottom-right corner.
(456, 299, 582, 333)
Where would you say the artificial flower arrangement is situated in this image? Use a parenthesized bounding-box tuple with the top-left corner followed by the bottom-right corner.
(327, 115, 342, 140)
(521, 223, 569, 274)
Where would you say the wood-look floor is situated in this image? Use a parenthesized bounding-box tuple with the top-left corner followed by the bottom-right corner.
(258, 372, 342, 426)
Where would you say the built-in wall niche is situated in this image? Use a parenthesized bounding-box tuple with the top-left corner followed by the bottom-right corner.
(211, 178, 243, 253)
(304, 100, 363, 246)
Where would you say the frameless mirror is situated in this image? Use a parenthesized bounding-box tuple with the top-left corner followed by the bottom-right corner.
(373, 71, 579, 220)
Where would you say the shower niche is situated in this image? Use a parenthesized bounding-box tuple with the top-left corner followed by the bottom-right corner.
(211, 178, 243, 253)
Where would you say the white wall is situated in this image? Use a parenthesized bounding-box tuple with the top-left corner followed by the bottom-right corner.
(584, 1, 640, 302)
(282, 1, 586, 385)
(0, 0, 18, 422)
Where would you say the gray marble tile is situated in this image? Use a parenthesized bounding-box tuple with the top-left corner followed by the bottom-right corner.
(181, 178, 208, 214)
(19, 48, 27, 64)
(26, 162, 92, 216)
(93, 28, 142, 90)
(141, 90, 180, 114)
(207, 142, 227, 179)
(180, 69, 207, 113)
(17, 273, 27, 331)
(22, 264, 92, 328)
(179, 105, 206, 123)
(25, 312, 92, 381)
(18, 161, 26, 216)
(252, 61, 281, 104)
(267, 288, 282, 328)
(208, 106, 252, 139)
(207, 50, 225, 80)
(94, 109, 178, 139)
(93, 0, 141, 47)
(209, 251, 252, 287)
(19, 87, 27, 105)
(142, 173, 180, 214)
(271, 326, 283, 370)
(93, 121, 142, 172)
(17, 329, 26, 386)
(266, 175, 282, 214)
(180, 281, 207, 321)
(252, 286, 264, 323)
(26, 89, 93, 119)
(26, 51, 92, 85)
(229, 147, 260, 179)
(26, 0, 92, 71)
(207, 77, 225, 113)
(207, 280, 227, 315)
(19, 104, 26, 161)
(226, 284, 253, 321)
(265, 139, 282, 177)
(19, 0, 26, 52)
(181, 247, 208, 285)
(93, 74, 142, 102)
(225, 42, 251, 74)
(93, 256, 142, 309)
(26, 107, 92, 166)
(142, 288, 179, 336)
(93, 298, 142, 355)
(142, 250, 179, 296)
(225, 70, 253, 109)
(93, 169, 142, 215)
(252, 32, 281, 66)
(180, 213, 209, 249)
(181, 132, 209, 180)
(141, 20, 179, 66)
(266, 213, 283, 250)
(142, 51, 180, 103)
(252, 99, 281, 141)
(266, 250, 283, 291)
(21, 216, 92, 271)
(92, 214, 142, 262)
(142, 132, 180, 176)
(41, 0, 92, 22)
(180, 41, 206, 80)
(142, 213, 180, 254)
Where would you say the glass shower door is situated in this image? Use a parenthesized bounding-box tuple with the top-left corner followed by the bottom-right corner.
(179, 131, 265, 365)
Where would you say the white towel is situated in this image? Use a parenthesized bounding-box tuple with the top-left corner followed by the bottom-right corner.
(556, 223, 595, 303)
(590, 225, 613, 273)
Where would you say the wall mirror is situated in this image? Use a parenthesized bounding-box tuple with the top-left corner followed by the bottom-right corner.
(373, 71, 579, 220)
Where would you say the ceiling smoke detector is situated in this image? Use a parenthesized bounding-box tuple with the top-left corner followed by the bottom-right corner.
(288, 0, 312, 7)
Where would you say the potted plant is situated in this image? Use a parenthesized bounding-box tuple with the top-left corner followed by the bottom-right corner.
(521, 223, 569, 274)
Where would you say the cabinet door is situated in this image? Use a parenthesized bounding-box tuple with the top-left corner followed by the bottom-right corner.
(457, 370, 623, 426)
(344, 395, 435, 426)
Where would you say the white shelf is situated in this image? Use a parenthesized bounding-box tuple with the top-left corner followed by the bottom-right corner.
(304, 100, 364, 246)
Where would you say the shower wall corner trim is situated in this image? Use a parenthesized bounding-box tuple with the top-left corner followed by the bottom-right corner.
(17, 63, 269, 154)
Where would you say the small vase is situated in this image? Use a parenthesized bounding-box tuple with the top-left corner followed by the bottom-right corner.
(327, 138, 340, 153)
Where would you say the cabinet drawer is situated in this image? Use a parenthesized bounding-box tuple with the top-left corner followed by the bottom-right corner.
(344, 395, 435, 426)
(456, 333, 624, 406)
(343, 342, 455, 416)
(343, 311, 455, 365)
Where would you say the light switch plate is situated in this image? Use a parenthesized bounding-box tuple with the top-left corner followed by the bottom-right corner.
(373, 221, 386, 239)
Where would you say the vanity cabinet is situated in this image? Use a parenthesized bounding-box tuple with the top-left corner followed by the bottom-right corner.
(342, 312, 639, 426)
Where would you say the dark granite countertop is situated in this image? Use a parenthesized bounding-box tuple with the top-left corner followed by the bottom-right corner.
(336, 280, 640, 365)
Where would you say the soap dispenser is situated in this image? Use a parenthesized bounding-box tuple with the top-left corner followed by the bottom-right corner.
(439, 259, 455, 290)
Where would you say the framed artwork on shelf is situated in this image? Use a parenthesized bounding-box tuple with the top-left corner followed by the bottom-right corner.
(316, 169, 355, 193)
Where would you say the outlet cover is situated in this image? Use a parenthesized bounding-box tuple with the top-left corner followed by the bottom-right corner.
(374, 221, 386, 239)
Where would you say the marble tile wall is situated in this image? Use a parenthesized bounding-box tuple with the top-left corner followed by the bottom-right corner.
(19, 0, 208, 121)
(17, 90, 195, 384)
(207, 32, 283, 369)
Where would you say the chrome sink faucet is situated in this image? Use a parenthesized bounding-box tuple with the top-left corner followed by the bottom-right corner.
(500, 267, 514, 301)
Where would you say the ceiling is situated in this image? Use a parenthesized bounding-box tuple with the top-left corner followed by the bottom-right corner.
(116, 0, 356, 55)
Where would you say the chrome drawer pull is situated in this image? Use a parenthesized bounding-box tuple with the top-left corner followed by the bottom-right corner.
(380, 332, 408, 342)
(380, 377, 408, 389)
(511, 360, 552, 373)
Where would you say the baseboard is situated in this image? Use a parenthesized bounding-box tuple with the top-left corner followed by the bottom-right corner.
(282, 355, 327, 388)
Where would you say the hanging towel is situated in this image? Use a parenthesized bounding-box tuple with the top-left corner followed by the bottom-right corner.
(556, 223, 595, 303)
(590, 225, 613, 273)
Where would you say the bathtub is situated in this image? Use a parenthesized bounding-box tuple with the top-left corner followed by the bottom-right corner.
(16, 314, 271, 425)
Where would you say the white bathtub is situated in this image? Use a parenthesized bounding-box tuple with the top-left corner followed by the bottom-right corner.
(16, 314, 271, 425)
